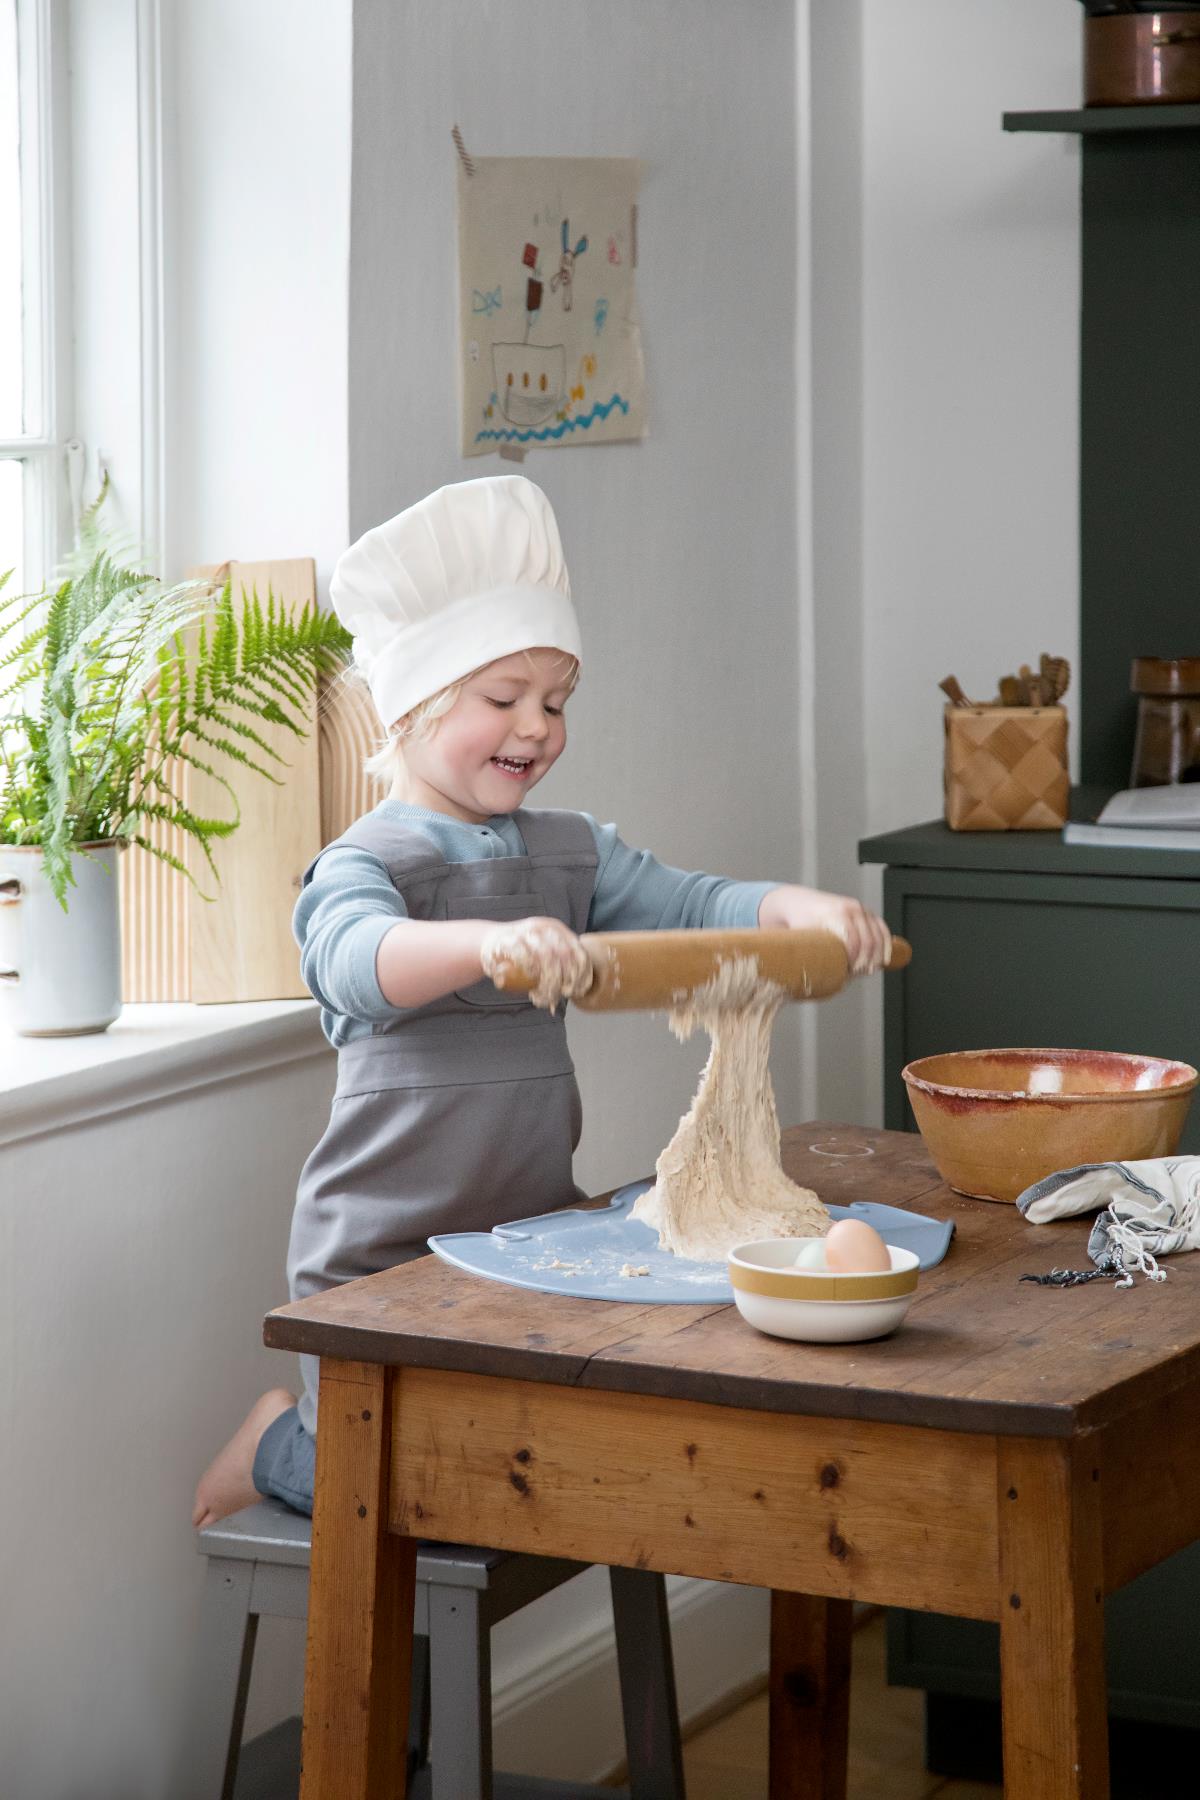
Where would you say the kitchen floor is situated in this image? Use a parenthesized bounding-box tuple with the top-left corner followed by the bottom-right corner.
(674, 1612, 1001, 1800)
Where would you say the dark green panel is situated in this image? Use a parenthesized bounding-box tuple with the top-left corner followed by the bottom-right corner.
(876, 851, 1200, 1731)
(882, 877, 1200, 1151)
(861, 804, 1200, 881)
(889, 1541, 1200, 1728)
(1080, 132, 1200, 788)
(1005, 107, 1200, 135)
(870, 106, 1200, 1727)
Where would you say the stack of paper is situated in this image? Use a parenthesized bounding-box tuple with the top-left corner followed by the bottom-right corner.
(1063, 785, 1200, 850)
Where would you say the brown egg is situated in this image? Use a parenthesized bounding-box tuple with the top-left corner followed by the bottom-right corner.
(823, 1218, 892, 1274)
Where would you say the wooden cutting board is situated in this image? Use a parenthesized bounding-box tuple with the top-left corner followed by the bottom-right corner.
(186, 559, 322, 1003)
(318, 666, 379, 849)
(121, 557, 340, 1003)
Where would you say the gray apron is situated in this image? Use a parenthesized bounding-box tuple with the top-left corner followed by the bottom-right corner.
(288, 806, 598, 1432)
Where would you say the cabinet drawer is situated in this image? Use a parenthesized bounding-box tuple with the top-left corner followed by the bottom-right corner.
(881, 866, 1200, 1152)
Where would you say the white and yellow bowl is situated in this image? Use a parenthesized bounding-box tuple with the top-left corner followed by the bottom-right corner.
(728, 1238, 920, 1344)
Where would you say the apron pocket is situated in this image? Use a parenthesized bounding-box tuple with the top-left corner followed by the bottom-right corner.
(445, 891, 547, 1007)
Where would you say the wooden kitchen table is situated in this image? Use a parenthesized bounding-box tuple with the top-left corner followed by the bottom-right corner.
(264, 1123, 1200, 1800)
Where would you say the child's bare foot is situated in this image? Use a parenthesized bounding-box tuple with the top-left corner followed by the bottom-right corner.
(192, 1387, 296, 1528)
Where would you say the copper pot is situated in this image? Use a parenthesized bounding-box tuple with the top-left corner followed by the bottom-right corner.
(1085, 12, 1200, 105)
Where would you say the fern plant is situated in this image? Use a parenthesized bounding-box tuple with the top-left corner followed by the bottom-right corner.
(0, 500, 351, 907)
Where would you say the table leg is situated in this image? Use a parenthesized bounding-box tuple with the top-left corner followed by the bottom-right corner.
(299, 1358, 416, 1800)
(768, 1591, 852, 1800)
(997, 1437, 1108, 1800)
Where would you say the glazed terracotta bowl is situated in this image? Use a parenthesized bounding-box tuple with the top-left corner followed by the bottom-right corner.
(902, 1048, 1198, 1204)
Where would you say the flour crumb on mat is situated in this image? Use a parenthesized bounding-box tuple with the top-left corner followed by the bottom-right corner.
(619, 1262, 651, 1278)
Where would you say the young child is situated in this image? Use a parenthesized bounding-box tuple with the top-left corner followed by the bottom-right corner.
(192, 474, 890, 1526)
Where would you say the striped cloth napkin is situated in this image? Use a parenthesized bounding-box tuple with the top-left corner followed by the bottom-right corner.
(1016, 1158, 1200, 1288)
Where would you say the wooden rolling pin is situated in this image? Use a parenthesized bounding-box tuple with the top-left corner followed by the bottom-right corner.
(493, 927, 912, 1013)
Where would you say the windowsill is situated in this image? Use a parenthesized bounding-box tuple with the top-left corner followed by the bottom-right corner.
(0, 1000, 328, 1150)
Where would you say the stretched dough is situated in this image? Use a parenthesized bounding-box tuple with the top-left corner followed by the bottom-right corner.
(632, 957, 830, 1260)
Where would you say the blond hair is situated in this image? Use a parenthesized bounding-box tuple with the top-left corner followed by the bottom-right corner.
(363, 650, 580, 787)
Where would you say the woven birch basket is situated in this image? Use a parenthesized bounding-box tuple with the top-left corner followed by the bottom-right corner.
(943, 704, 1069, 832)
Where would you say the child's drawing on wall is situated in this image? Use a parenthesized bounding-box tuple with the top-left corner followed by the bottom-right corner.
(458, 156, 645, 455)
(550, 218, 588, 312)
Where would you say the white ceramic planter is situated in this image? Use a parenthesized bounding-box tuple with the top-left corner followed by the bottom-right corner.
(0, 841, 123, 1036)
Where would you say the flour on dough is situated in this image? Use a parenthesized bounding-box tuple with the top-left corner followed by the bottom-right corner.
(481, 918, 594, 1011)
(631, 956, 829, 1260)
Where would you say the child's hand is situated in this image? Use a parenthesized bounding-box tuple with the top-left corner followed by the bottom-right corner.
(481, 916, 593, 1011)
(758, 885, 892, 977)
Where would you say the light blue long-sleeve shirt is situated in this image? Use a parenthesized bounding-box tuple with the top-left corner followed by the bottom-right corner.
(295, 801, 778, 1047)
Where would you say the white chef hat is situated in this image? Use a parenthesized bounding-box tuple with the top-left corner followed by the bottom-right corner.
(329, 475, 582, 728)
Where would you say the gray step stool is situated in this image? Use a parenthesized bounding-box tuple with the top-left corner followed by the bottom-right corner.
(188, 1498, 686, 1800)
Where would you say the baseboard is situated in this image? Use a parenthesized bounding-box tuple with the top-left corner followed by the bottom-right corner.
(490, 1577, 770, 1786)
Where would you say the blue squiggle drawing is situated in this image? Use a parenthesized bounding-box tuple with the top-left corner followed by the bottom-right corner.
(475, 393, 630, 444)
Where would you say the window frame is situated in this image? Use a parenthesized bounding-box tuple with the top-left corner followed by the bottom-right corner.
(1, 0, 75, 594)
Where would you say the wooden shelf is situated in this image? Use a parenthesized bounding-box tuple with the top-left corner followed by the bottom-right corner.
(858, 799, 1200, 882)
(1004, 105, 1200, 133)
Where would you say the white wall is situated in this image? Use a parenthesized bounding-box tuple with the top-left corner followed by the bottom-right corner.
(807, 0, 1083, 1122)
(143, 5, 789, 1779)
(807, 0, 870, 1122)
(48, 0, 1090, 1783)
(161, 0, 351, 598)
(349, 0, 810, 1196)
(0, 1024, 334, 1798)
(66, 4, 790, 1782)
(346, 2, 802, 1775)
(73, 0, 354, 1771)
(25, 4, 353, 1785)
(860, 0, 1081, 839)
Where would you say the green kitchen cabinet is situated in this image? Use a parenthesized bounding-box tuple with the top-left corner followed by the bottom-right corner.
(860, 814, 1200, 1783)
(861, 814, 1200, 1151)
(858, 90, 1200, 1788)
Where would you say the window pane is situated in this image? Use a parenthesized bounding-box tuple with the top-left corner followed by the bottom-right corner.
(0, 1, 22, 437)
(0, 458, 23, 594)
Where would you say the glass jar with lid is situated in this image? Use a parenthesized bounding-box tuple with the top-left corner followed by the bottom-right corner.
(1130, 658, 1200, 787)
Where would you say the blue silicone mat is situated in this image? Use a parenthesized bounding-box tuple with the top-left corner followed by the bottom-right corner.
(428, 1179, 955, 1304)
